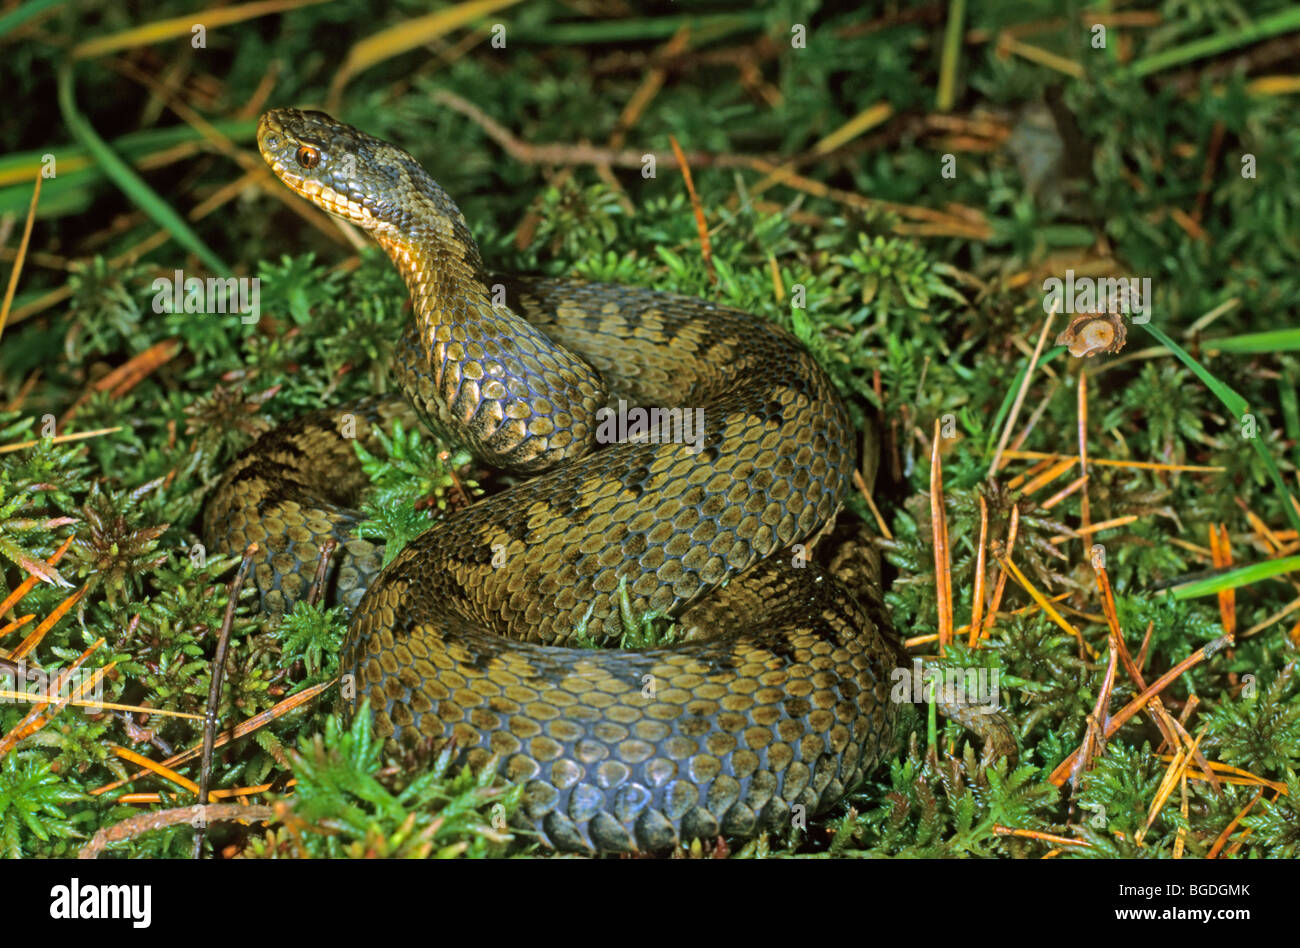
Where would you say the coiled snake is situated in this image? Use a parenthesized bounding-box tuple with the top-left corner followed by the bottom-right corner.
(208, 108, 925, 854)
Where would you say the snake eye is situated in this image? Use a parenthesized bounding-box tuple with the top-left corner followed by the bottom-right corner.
(295, 144, 321, 169)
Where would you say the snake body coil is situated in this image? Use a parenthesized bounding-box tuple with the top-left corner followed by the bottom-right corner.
(207, 109, 904, 853)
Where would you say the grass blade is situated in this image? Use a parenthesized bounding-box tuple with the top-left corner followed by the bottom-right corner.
(56, 62, 228, 275)
(1169, 556, 1300, 600)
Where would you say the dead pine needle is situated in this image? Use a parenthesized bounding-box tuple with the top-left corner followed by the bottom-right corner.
(667, 133, 715, 284)
(1049, 634, 1232, 787)
(981, 505, 1020, 637)
(968, 493, 990, 647)
(930, 419, 954, 653)
(0, 171, 42, 344)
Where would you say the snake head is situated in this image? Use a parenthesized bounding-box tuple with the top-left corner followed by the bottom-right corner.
(257, 108, 477, 259)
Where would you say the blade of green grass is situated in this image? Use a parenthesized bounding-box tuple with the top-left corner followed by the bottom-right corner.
(56, 63, 228, 275)
(936, 0, 965, 112)
(1203, 329, 1300, 353)
(0, 118, 257, 188)
(1280, 370, 1300, 468)
(1124, 8, 1300, 78)
(0, 0, 65, 38)
(1169, 555, 1300, 600)
(985, 344, 1066, 452)
(1140, 320, 1300, 532)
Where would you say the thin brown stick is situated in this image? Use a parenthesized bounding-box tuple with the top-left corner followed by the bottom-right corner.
(306, 538, 338, 608)
(193, 544, 256, 858)
(430, 89, 989, 239)
(80, 804, 274, 859)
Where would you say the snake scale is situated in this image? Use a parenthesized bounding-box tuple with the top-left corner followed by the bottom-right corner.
(207, 108, 912, 854)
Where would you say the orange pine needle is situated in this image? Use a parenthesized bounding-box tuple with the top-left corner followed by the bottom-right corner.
(1001, 450, 1224, 473)
(1208, 789, 1263, 859)
(930, 420, 953, 653)
(0, 426, 124, 456)
(91, 678, 334, 796)
(1041, 474, 1088, 510)
(0, 172, 42, 343)
(993, 825, 1088, 848)
(968, 493, 989, 647)
(1049, 635, 1230, 786)
(981, 506, 1019, 636)
(12, 587, 85, 659)
(996, 554, 1094, 657)
(667, 134, 715, 284)
(0, 643, 109, 757)
(112, 745, 203, 799)
(853, 468, 892, 539)
(1019, 457, 1076, 498)
(0, 535, 74, 615)
(62, 339, 182, 424)
(1049, 514, 1138, 544)
(1210, 523, 1235, 640)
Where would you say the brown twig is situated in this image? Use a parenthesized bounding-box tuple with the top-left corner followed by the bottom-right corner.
(80, 804, 274, 859)
(193, 544, 256, 857)
(306, 538, 338, 608)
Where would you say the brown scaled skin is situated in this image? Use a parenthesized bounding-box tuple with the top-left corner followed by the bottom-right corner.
(209, 108, 911, 854)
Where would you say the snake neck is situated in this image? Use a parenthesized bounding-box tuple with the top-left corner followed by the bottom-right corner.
(369, 181, 499, 333)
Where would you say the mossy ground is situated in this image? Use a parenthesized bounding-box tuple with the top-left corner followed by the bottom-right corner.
(1, 1, 1298, 858)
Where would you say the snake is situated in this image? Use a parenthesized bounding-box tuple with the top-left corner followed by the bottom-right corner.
(206, 108, 986, 855)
